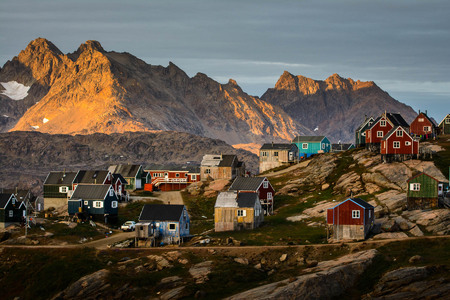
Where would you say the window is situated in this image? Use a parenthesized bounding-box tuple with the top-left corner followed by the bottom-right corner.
(380, 120, 386, 127)
(261, 151, 267, 157)
(185, 173, 188, 177)
(9, 210, 13, 217)
(191, 174, 197, 181)
(111, 201, 118, 208)
(369, 210, 371, 218)
(302, 143, 308, 149)
(109, 189, 114, 197)
(418, 118, 424, 122)
(84, 201, 88, 205)
(263, 181, 268, 189)
(322, 143, 325, 149)
(176, 173, 180, 177)
(237, 209, 246, 217)
(169, 223, 176, 231)
(12, 197, 15, 205)
(94, 201, 103, 208)
(393, 141, 400, 148)
(405, 141, 411, 146)
(352, 210, 360, 219)
(164, 172, 168, 177)
(396, 130, 403, 137)
(267, 192, 273, 200)
(185, 223, 189, 230)
(410, 183, 421, 191)
(59, 186, 68, 193)
(274, 152, 278, 157)
(377, 131, 383, 138)
(446, 118, 450, 124)
(362, 132, 366, 136)
(423, 126, 430, 132)
(205, 169, 211, 174)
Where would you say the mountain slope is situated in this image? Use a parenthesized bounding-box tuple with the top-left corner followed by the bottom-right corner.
(4, 39, 311, 144)
(261, 71, 417, 142)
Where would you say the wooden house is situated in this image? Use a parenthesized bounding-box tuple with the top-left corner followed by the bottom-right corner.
(292, 136, 331, 159)
(43, 171, 78, 210)
(228, 177, 275, 215)
(355, 116, 374, 147)
(381, 126, 419, 162)
(73, 170, 112, 189)
(137, 204, 190, 245)
(365, 112, 409, 152)
(108, 164, 147, 190)
(68, 185, 118, 223)
(259, 143, 298, 173)
(200, 154, 245, 181)
(146, 165, 201, 191)
(438, 113, 450, 135)
(2, 188, 36, 212)
(409, 111, 437, 140)
(112, 173, 128, 201)
(0, 193, 25, 229)
(331, 143, 355, 153)
(214, 191, 264, 232)
(406, 173, 439, 210)
(327, 198, 374, 241)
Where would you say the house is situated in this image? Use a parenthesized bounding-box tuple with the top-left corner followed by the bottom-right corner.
(108, 164, 147, 190)
(365, 112, 409, 152)
(1, 188, 36, 211)
(0, 193, 25, 229)
(112, 173, 128, 201)
(228, 177, 275, 215)
(43, 171, 78, 210)
(327, 198, 374, 241)
(200, 154, 245, 181)
(438, 113, 450, 135)
(214, 191, 264, 232)
(380, 126, 419, 162)
(73, 170, 112, 189)
(331, 143, 355, 153)
(292, 136, 331, 158)
(355, 116, 375, 147)
(68, 185, 118, 223)
(259, 143, 298, 173)
(137, 204, 190, 245)
(409, 111, 437, 140)
(406, 173, 439, 210)
(145, 165, 201, 191)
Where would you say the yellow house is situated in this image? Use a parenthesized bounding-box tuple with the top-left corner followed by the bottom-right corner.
(214, 191, 264, 232)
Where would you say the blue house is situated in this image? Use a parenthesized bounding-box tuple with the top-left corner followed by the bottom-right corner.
(292, 136, 331, 158)
(138, 204, 190, 245)
(68, 185, 118, 223)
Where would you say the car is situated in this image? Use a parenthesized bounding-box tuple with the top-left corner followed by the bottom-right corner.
(121, 221, 136, 231)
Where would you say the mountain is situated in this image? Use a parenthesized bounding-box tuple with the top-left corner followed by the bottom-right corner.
(1, 38, 311, 145)
(260, 71, 417, 142)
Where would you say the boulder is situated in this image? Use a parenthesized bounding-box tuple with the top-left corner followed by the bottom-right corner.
(362, 172, 402, 191)
(189, 261, 213, 284)
(279, 254, 287, 262)
(393, 216, 413, 231)
(380, 218, 400, 232)
(372, 232, 408, 240)
(147, 255, 172, 271)
(376, 190, 407, 212)
(333, 171, 363, 195)
(160, 286, 186, 300)
(402, 209, 450, 235)
(234, 258, 249, 265)
(408, 255, 423, 263)
(164, 251, 182, 262)
(368, 163, 411, 190)
(408, 226, 424, 237)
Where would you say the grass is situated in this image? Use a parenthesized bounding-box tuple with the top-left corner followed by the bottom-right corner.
(432, 135, 450, 181)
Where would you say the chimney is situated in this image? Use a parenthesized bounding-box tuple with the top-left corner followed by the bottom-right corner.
(425, 110, 428, 116)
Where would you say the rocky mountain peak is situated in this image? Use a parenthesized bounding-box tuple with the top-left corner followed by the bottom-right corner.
(76, 40, 105, 54)
(227, 79, 238, 86)
(23, 38, 63, 57)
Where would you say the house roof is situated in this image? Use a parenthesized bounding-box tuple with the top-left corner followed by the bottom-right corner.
(2, 189, 32, 201)
(71, 185, 111, 200)
(330, 198, 374, 210)
(438, 114, 450, 127)
(356, 116, 375, 132)
(0, 193, 13, 208)
(407, 172, 439, 183)
(146, 165, 200, 173)
(112, 173, 128, 184)
(229, 177, 266, 191)
(74, 170, 110, 184)
(382, 126, 412, 141)
(108, 164, 142, 178)
(386, 113, 409, 127)
(237, 193, 259, 208)
(139, 204, 185, 222)
(260, 143, 296, 150)
(415, 112, 437, 127)
(292, 136, 325, 143)
(201, 154, 237, 167)
(219, 155, 237, 167)
(44, 171, 78, 185)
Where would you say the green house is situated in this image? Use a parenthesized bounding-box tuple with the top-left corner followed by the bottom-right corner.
(292, 136, 331, 158)
(438, 114, 450, 135)
(0, 193, 26, 229)
(407, 173, 439, 210)
(355, 116, 374, 147)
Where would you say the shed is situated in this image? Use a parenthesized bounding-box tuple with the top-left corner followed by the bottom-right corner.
(259, 143, 298, 173)
(292, 136, 330, 158)
(406, 173, 439, 210)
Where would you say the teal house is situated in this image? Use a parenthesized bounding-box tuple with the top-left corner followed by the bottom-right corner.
(292, 136, 331, 158)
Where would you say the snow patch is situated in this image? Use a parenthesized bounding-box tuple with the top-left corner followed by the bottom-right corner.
(43, 118, 49, 124)
(314, 126, 319, 131)
(2, 115, 9, 118)
(31, 125, 39, 129)
(0, 81, 30, 100)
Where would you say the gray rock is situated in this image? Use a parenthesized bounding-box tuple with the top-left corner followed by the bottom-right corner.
(189, 261, 213, 284)
(279, 254, 288, 262)
(408, 255, 423, 263)
(160, 286, 185, 300)
(234, 257, 249, 265)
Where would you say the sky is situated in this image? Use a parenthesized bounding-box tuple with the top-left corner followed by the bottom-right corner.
(0, 0, 449, 123)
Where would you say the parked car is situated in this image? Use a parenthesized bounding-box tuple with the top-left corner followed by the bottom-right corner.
(121, 221, 136, 231)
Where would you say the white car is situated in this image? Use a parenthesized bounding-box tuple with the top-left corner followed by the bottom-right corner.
(121, 221, 136, 231)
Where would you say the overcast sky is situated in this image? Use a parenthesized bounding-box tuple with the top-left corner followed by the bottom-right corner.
(1, 0, 449, 122)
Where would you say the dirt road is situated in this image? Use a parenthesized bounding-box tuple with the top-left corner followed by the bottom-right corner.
(262, 160, 310, 177)
(152, 191, 184, 205)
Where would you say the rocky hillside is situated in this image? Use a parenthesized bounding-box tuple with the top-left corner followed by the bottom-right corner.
(1, 38, 311, 145)
(0, 131, 258, 194)
(261, 71, 417, 142)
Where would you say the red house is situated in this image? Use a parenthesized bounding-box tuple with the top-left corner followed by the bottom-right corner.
(381, 126, 419, 162)
(228, 177, 275, 215)
(146, 166, 201, 192)
(365, 112, 409, 152)
(112, 173, 128, 201)
(327, 198, 374, 241)
(410, 111, 437, 140)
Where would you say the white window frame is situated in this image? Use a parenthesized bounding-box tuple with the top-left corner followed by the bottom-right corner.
(396, 130, 403, 137)
(423, 126, 430, 132)
(176, 173, 180, 177)
(418, 118, 424, 122)
(111, 201, 118, 208)
(237, 209, 247, 217)
(205, 169, 211, 174)
(9, 210, 13, 217)
(11, 197, 15, 205)
(302, 143, 308, 149)
(446, 118, 450, 124)
(93, 201, 103, 208)
(369, 210, 371, 218)
(393, 141, 400, 148)
(191, 174, 197, 181)
(263, 181, 268, 189)
(352, 210, 360, 219)
(59, 186, 68, 193)
(168, 223, 177, 231)
(380, 120, 386, 127)
(261, 151, 267, 157)
(405, 141, 411, 146)
(84, 201, 88, 205)
(377, 131, 383, 138)
(109, 189, 114, 197)
(267, 192, 273, 200)
(410, 183, 421, 191)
